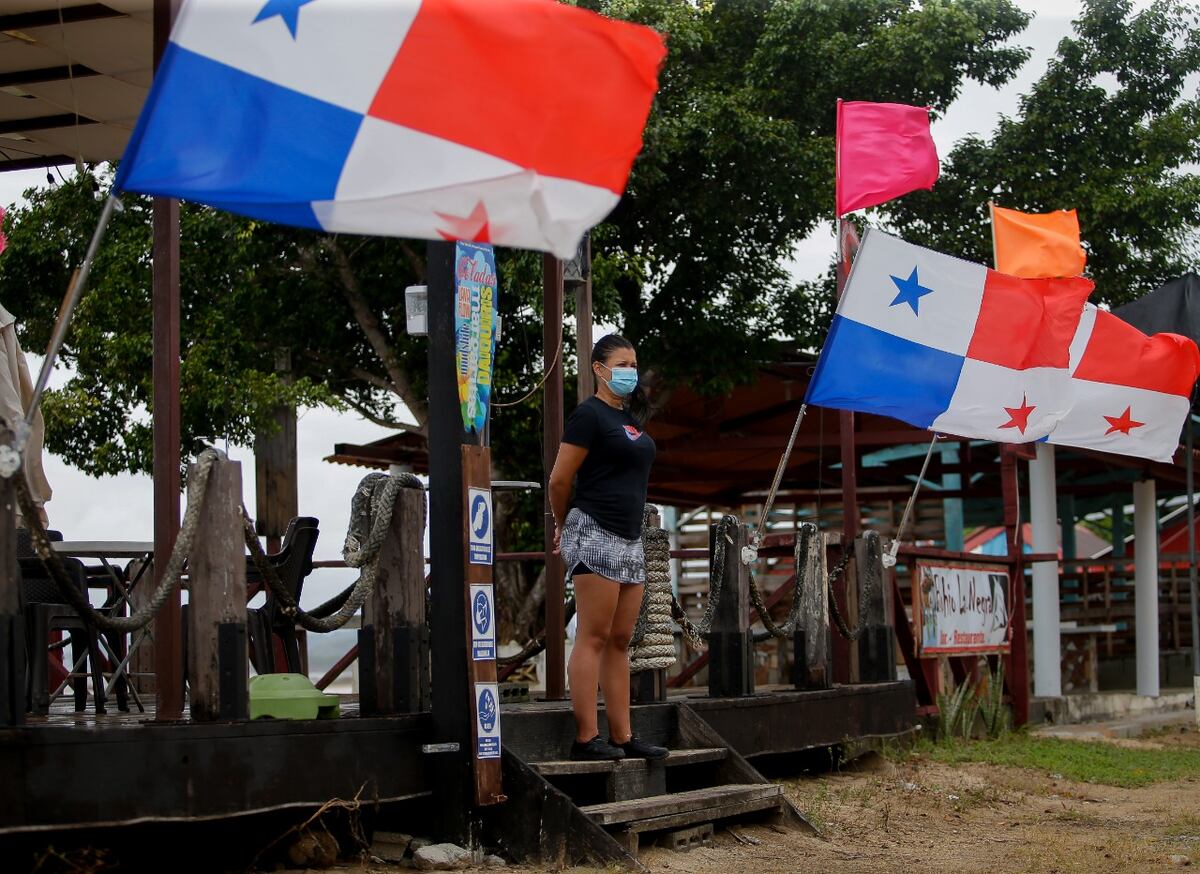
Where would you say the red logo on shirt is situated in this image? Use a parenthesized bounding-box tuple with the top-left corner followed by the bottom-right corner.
(623, 425, 642, 441)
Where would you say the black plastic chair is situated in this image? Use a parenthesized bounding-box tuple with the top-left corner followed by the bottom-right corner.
(246, 517, 320, 674)
(20, 529, 126, 715)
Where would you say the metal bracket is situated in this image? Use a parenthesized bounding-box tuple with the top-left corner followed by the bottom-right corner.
(422, 742, 461, 754)
(740, 545, 758, 565)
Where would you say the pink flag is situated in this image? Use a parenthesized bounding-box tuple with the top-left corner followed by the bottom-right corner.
(836, 99, 939, 216)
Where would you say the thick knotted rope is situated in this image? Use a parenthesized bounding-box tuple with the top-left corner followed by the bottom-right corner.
(669, 514, 738, 651)
(15, 448, 222, 634)
(629, 515, 675, 672)
(245, 471, 424, 633)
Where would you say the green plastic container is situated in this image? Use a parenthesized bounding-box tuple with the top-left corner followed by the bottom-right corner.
(249, 673, 340, 720)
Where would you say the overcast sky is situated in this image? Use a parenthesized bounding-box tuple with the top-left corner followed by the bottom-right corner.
(0, 1, 1162, 612)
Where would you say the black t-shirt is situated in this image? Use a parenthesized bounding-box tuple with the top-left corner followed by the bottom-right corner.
(562, 396, 656, 539)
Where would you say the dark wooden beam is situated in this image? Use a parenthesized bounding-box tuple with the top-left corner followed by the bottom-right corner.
(0, 114, 97, 135)
(0, 5, 123, 31)
(0, 64, 99, 88)
(426, 239, 472, 843)
(719, 398, 804, 433)
(151, 0, 183, 722)
(0, 153, 74, 172)
(542, 254, 566, 699)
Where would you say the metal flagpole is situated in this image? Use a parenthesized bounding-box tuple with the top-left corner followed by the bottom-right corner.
(21, 193, 121, 446)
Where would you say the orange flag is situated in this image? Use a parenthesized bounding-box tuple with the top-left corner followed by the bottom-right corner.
(990, 204, 1086, 278)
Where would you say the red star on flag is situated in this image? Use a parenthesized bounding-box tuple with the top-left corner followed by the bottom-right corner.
(1104, 406, 1145, 436)
(436, 201, 490, 244)
(999, 394, 1036, 434)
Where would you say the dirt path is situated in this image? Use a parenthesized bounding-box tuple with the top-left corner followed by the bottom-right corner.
(344, 725, 1200, 874)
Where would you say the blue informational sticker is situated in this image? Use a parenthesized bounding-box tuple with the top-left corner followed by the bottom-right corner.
(475, 682, 501, 759)
(468, 487, 493, 565)
(470, 583, 496, 661)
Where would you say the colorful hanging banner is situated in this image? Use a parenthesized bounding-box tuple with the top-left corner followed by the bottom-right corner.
(454, 241, 499, 433)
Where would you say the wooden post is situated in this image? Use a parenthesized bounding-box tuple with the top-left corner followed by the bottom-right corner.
(255, 348, 299, 554)
(0, 432, 23, 726)
(152, 0, 184, 722)
(359, 485, 428, 714)
(463, 445, 505, 805)
(631, 508, 667, 704)
(792, 523, 831, 689)
(542, 254, 566, 700)
(426, 240, 472, 844)
(855, 531, 895, 684)
(708, 521, 753, 697)
(1001, 446, 1030, 726)
(186, 455, 248, 722)
(570, 235, 594, 403)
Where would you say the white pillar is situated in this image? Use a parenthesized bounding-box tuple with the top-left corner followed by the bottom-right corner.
(1029, 443, 1061, 698)
(1133, 479, 1160, 698)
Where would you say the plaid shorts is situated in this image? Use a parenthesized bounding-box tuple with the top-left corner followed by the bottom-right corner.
(561, 508, 645, 585)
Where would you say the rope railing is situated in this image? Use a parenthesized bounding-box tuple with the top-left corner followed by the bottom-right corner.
(13, 445, 425, 639)
(14, 447, 222, 634)
(244, 471, 424, 634)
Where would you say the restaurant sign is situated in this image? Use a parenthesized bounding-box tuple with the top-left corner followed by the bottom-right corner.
(914, 562, 1011, 655)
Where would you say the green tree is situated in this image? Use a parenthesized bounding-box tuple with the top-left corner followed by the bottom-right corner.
(888, 0, 1200, 306)
(0, 0, 1038, 636)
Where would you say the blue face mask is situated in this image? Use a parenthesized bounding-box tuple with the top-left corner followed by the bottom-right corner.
(601, 364, 639, 397)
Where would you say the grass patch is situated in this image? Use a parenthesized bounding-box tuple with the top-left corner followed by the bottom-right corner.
(916, 733, 1200, 788)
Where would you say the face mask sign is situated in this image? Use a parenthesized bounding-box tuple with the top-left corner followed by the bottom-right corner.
(598, 363, 638, 398)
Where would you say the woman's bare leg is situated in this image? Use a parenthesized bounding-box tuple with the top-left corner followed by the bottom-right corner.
(568, 573, 620, 742)
(600, 582, 645, 744)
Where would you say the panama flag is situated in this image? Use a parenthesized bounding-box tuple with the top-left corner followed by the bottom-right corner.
(114, 0, 666, 258)
(1047, 305, 1200, 462)
(806, 229, 1094, 442)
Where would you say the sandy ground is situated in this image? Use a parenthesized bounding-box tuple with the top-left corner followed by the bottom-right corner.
(332, 724, 1200, 874)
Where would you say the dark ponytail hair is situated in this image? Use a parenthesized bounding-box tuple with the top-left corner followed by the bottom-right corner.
(592, 334, 651, 425)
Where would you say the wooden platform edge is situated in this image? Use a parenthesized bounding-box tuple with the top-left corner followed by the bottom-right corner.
(485, 749, 647, 873)
(676, 703, 820, 837)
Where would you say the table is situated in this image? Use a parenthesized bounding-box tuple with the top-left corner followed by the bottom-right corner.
(52, 541, 155, 711)
(1028, 620, 1120, 693)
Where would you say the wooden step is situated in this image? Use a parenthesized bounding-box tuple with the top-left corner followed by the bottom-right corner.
(580, 783, 781, 827)
(529, 747, 727, 776)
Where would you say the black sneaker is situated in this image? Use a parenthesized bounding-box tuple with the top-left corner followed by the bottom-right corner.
(611, 735, 669, 760)
(570, 735, 626, 761)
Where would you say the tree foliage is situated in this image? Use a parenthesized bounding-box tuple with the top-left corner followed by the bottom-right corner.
(0, 0, 1034, 480)
(889, 0, 1200, 306)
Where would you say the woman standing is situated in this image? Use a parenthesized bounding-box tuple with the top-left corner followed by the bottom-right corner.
(548, 335, 668, 762)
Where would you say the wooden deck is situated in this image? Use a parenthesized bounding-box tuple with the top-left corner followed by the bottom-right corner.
(1, 681, 914, 835)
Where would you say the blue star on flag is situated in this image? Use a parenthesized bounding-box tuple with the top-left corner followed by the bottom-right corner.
(889, 266, 934, 315)
(253, 0, 318, 39)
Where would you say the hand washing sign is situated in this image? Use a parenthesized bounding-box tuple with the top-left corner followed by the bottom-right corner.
(915, 562, 1011, 655)
(470, 583, 496, 661)
(475, 682, 501, 759)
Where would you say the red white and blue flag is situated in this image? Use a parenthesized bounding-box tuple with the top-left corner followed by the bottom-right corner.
(1047, 305, 1200, 462)
(806, 229, 1094, 442)
(114, 0, 666, 257)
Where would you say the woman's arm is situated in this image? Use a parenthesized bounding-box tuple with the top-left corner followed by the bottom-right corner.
(548, 443, 588, 545)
